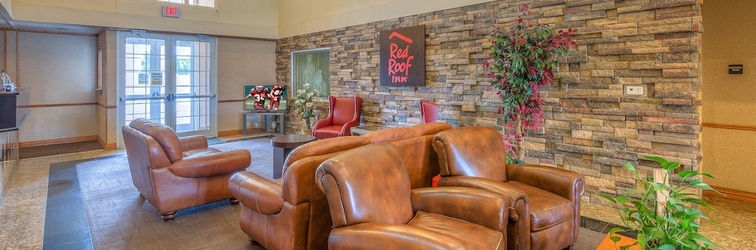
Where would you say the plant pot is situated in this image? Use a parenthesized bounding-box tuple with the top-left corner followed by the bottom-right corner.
(595, 233, 640, 250)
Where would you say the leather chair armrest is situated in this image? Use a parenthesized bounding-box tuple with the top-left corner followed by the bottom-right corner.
(506, 164, 585, 201)
(168, 149, 251, 178)
(339, 120, 361, 136)
(438, 176, 528, 222)
(179, 135, 208, 151)
(410, 187, 508, 232)
(328, 223, 467, 250)
(228, 172, 284, 215)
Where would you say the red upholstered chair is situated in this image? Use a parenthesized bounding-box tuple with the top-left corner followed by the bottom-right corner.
(420, 99, 439, 123)
(312, 96, 362, 139)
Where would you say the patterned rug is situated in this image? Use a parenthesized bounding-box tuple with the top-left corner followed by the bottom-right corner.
(44, 137, 609, 249)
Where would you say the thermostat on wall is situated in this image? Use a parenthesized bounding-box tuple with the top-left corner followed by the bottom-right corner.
(729, 64, 743, 74)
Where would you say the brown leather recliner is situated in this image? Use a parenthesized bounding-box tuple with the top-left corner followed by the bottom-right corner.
(228, 136, 371, 250)
(364, 122, 452, 189)
(311, 95, 362, 139)
(432, 126, 585, 250)
(316, 143, 508, 250)
(122, 118, 251, 221)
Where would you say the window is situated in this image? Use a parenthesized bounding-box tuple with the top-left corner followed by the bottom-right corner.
(292, 49, 330, 98)
(158, 0, 214, 8)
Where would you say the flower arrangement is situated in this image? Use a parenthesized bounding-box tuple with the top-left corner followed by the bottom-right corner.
(484, 4, 576, 163)
(294, 83, 319, 130)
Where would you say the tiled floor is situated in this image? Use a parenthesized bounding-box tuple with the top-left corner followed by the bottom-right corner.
(1, 134, 754, 249)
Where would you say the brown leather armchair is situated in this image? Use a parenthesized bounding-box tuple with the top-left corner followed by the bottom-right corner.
(312, 95, 362, 139)
(432, 126, 585, 250)
(316, 143, 508, 250)
(420, 99, 439, 123)
(122, 118, 251, 221)
(228, 136, 371, 250)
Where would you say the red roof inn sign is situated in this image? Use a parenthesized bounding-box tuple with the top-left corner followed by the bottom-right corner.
(380, 25, 425, 86)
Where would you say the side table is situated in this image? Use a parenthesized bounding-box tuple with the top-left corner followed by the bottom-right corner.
(271, 134, 317, 179)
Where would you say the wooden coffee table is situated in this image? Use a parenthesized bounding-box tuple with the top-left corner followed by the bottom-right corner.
(271, 134, 317, 179)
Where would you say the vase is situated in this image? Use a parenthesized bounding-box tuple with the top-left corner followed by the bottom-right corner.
(596, 233, 641, 250)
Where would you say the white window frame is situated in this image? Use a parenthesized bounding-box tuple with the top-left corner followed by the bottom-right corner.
(157, 0, 214, 8)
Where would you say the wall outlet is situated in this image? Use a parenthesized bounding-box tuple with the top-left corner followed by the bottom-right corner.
(624, 84, 645, 96)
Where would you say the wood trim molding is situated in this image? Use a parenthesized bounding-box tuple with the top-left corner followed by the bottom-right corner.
(97, 136, 117, 150)
(219, 99, 244, 103)
(702, 122, 756, 132)
(26, 102, 98, 108)
(20, 135, 98, 148)
(97, 103, 116, 109)
(703, 185, 756, 204)
(218, 130, 243, 137)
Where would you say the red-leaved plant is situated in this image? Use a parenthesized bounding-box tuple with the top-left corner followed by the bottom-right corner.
(484, 4, 576, 163)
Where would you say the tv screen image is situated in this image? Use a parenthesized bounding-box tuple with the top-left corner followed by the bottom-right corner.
(244, 85, 288, 111)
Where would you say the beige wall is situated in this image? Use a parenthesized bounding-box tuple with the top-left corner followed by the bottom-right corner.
(702, 0, 756, 193)
(278, 0, 496, 38)
(9, 31, 99, 143)
(5, 0, 278, 38)
(216, 38, 277, 133)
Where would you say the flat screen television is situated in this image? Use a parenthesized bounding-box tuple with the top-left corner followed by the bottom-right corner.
(244, 85, 288, 112)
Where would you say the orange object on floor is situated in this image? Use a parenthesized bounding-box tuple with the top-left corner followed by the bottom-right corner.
(595, 233, 641, 250)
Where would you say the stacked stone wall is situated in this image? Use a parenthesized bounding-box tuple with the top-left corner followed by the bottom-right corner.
(277, 0, 702, 204)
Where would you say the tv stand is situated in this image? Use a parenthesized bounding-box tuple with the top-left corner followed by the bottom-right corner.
(242, 111, 285, 136)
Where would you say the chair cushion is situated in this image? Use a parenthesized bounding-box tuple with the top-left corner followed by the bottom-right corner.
(312, 125, 342, 139)
(183, 147, 222, 158)
(408, 211, 503, 250)
(508, 181, 573, 231)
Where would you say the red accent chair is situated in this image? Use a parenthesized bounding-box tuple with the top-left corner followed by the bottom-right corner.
(420, 99, 439, 123)
(312, 96, 362, 139)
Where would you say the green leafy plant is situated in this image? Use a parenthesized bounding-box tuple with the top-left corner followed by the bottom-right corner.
(294, 83, 319, 130)
(484, 4, 576, 163)
(598, 156, 720, 250)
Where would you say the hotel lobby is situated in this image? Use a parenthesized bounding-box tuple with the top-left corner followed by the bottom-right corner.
(1, 0, 756, 249)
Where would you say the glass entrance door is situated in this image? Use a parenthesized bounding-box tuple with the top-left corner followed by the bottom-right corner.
(118, 32, 217, 147)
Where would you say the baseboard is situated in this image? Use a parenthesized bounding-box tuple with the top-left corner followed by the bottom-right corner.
(218, 128, 265, 137)
(218, 130, 242, 137)
(96, 136, 117, 149)
(704, 185, 756, 204)
(20, 135, 99, 148)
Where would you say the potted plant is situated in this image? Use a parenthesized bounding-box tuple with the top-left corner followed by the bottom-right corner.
(484, 4, 576, 163)
(598, 155, 720, 250)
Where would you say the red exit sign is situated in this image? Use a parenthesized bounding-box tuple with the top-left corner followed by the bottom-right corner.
(162, 6, 180, 18)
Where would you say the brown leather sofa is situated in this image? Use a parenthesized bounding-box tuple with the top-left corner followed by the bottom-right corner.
(316, 143, 508, 250)
(122, 118, 251, 221)
(432, 126, 585, 250)
(226, 122, 453, 249)
(228, 136, 372, 250)
(363, 122, 452, 189)
(312, 96, 362, 139)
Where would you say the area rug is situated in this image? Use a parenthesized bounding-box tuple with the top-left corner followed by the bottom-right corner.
(76, 138, 272, 250)
(49, 137, 607, 250)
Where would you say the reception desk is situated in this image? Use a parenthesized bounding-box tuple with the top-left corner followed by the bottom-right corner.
(0, 88, 30, 198)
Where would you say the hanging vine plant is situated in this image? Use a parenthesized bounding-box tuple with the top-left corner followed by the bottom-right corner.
(484, 4, 577, 163)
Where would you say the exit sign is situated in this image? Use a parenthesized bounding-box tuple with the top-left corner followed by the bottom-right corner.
(162, 6, 180, 18)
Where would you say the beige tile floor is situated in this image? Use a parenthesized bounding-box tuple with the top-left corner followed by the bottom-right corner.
(0, 136, 754, 249)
